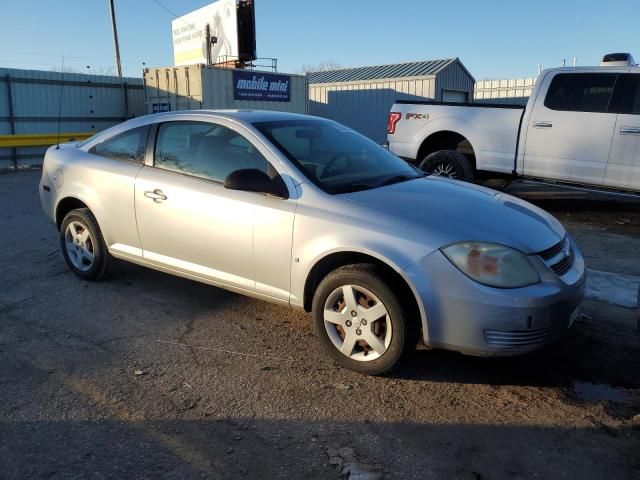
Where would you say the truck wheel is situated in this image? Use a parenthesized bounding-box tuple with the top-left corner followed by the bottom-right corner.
(420, 150, 474, 182)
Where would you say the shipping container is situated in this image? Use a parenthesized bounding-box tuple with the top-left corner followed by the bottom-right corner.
(143, 65, 307, 115)
(307, 58, 475, 144)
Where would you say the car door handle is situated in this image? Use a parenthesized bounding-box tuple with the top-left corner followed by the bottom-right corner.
(533, 121, 553, 128)
(144, 189, 167, 203)
(620, 126, 640, 135)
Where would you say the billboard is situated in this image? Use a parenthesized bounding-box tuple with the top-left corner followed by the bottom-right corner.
(232, 71, 291, 102)
(172, 0, 256, 67)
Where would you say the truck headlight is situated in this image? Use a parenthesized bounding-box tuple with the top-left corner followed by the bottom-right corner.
(441, 242, 540, 288)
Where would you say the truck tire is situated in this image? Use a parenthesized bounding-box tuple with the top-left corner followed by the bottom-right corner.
(419, 150, 474, 182)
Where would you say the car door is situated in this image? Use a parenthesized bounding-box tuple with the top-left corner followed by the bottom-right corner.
(134, 119, 296, 299)
(86, 125, 149, 256)
(605, 73, 640, 191)
(523, 72, 618, 186)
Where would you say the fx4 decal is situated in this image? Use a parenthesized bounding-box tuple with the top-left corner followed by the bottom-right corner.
(406, 113, 429, 120)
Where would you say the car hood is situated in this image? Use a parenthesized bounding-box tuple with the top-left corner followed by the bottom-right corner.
(342, 176, 565, 254)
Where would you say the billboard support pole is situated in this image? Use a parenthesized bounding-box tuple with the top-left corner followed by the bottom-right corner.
(205, 24, 211, 66)
(108, 0, 123, 78)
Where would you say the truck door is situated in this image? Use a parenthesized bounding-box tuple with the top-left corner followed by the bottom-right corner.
(523, 72, 618, 186)
(605, 73, 640, 191)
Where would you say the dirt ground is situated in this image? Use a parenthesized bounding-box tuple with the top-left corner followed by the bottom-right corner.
(1, 170, 639, 479)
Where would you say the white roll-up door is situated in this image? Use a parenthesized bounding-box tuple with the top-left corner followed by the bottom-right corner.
(442, 90, 468, 103)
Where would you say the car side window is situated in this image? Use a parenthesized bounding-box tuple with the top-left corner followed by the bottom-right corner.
(544, 73, 617, 113)
(154, 121, 271, 182)
(90, 126, 148, 163)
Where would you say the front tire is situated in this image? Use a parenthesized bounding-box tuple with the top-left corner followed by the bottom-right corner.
(312, 264, 417, 375)
(419, 150, 474, 182)
(60, 208, 111, 281)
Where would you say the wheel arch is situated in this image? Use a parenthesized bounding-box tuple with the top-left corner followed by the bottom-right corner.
(417, 130, 476, 169)
(302, 250, 426, 336)
(55, 197, 92, 230)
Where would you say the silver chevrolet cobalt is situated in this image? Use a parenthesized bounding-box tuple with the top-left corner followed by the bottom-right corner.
(40, 110, 585, 375)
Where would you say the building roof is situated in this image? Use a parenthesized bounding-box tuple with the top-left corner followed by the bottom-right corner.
(306, 58, 470, 84)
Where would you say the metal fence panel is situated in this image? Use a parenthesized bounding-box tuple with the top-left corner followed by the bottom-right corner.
(474, 76, 537, 105)
(0, 67, 145, 169)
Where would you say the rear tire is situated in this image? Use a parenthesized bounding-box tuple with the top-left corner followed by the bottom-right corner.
(60, 208, 111, 281)
(312, 264, 418, 375)
(419, 150, 474, 182)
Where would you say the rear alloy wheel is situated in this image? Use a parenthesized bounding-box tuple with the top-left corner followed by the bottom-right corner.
(312, 264, 417, 375)
(419, 150, 474, 182)
(64, 220, 96, 272)
(60, 208, 111, 281)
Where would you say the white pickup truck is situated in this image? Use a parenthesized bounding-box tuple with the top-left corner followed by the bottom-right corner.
(387, 55, 640, 193)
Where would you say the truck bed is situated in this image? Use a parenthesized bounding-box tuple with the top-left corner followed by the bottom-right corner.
(389, 101, 526, 174)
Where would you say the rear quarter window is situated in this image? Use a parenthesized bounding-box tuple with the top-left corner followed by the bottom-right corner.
(89, 126, 148, 163)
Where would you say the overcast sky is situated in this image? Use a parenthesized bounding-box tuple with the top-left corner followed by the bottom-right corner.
(0, 0, 638, 79)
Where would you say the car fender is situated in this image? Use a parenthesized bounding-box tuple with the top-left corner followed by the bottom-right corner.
(291, 239, 431, 340)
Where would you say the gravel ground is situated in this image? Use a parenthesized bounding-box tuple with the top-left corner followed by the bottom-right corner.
(1, 170, 639, 479)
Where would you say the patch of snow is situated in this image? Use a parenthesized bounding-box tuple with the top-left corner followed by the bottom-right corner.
(585, 268, 640, 309)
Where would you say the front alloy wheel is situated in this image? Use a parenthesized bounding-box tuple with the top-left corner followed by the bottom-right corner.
(312, 264, 418, 375)
(323, 285, 392, 361)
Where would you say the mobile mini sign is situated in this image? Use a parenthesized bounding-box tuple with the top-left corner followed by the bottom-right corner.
(232, 71, 291, 102)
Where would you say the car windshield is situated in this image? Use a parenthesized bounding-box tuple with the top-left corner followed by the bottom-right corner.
(253, 119, 424, 193)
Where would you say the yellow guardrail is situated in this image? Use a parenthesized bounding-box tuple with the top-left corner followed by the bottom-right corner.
(0, 132, 94, 148)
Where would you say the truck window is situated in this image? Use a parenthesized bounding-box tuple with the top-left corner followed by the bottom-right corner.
(611, 75, 640, 115)
(544, 73, 617, 113)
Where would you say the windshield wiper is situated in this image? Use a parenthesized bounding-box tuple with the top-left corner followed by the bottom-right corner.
(378, 173, 426, 187)
(332, 184, 375, 194)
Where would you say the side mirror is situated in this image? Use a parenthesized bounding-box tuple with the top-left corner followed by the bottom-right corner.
(223, 169, 289, 199)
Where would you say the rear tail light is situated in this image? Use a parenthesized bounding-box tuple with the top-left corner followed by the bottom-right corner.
(387, 112, 402, 134)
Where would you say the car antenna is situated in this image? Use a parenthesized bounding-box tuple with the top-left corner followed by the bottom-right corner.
(55, 56, 65, 150)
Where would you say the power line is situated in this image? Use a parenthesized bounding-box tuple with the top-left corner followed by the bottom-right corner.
(0, 57, 145, 70)
(0, 49, 107, 62)
(148, 0, 181, 18)
(148, 0, 191, 25)
(0, 50, 146, 65)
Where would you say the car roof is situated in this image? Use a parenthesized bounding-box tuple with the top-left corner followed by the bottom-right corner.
(78, 110, 326, 149)
(144, 109, 316, 124)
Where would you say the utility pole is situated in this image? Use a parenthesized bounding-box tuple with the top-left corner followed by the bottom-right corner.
(108, 0, 123, 78)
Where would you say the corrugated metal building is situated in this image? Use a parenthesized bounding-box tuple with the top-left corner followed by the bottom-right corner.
(0, 67, 145, 169)
(308, 58, 475, 143)
(143, 65, 307, 114)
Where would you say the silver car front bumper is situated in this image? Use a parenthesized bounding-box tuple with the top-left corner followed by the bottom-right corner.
(405, 237, 586, 356)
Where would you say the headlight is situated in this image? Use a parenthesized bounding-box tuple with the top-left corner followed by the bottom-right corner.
(441, 242, 540, 288)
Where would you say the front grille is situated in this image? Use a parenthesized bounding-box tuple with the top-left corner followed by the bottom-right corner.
(484, 325, 565, 348)
(551, 252, 573, 276)
(537, 236, 574, 277)
(538, 239, 564, 260)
